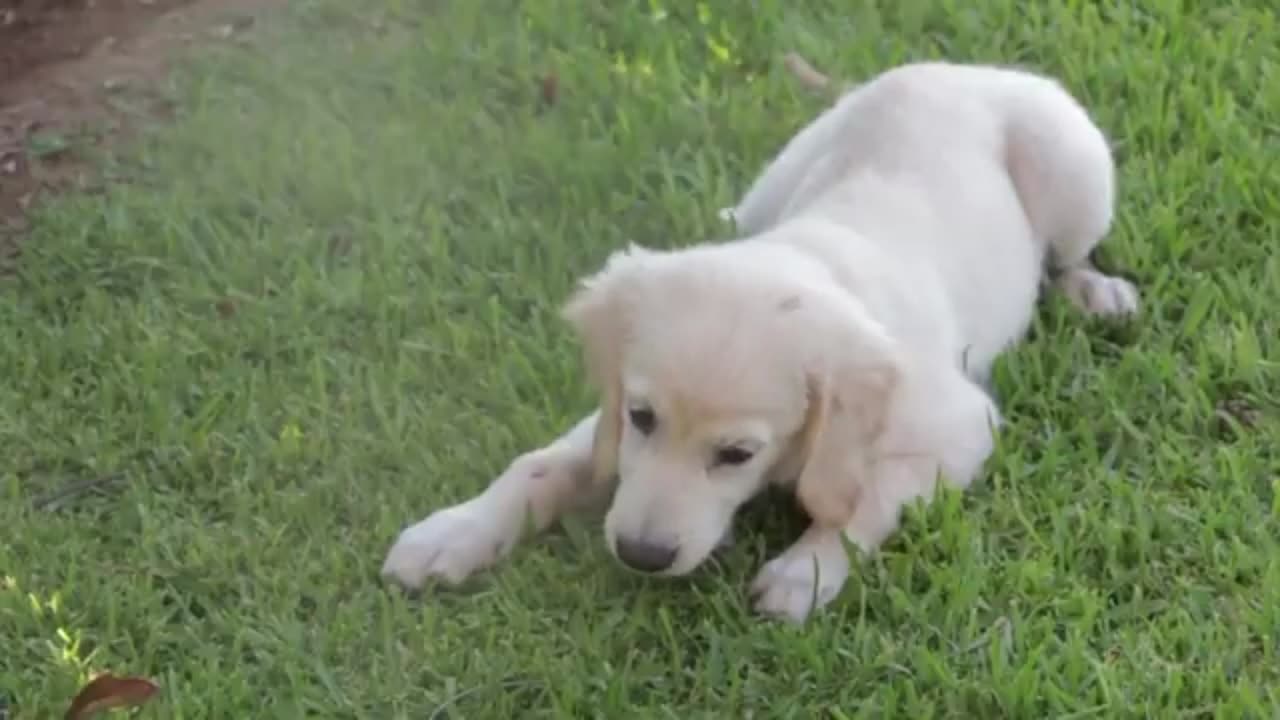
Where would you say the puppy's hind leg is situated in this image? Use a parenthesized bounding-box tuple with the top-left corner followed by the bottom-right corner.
(1054, 263, 1140, 319)
(1004, 77, 1139, 317)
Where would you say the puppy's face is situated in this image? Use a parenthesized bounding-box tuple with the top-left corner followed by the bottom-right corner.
(563, 243, 899, 576)
(602, 345, 807, 575)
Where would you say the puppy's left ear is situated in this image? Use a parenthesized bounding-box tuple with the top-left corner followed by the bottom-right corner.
(791, 292, 1001, 532)
(561, 245, 653, 486)
(790, 293, 902, 528)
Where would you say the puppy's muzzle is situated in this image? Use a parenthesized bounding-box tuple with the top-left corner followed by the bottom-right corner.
(614, 536, 678, 573)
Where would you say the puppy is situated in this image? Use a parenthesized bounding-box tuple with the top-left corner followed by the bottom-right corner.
(381, 60, 1139, 623)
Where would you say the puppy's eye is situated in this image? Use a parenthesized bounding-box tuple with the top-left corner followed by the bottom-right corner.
(714, 446, 755, 467)
(628, 407, 656, 435)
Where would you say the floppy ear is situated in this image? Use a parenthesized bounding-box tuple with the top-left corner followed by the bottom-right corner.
(561, 245, 652, 486)
(790, 294, 903, 528)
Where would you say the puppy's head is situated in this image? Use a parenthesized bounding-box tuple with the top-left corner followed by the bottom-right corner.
(563, 242, 900, 576)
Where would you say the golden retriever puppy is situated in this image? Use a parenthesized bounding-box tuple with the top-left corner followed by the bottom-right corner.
(382, 61, 1139, 622)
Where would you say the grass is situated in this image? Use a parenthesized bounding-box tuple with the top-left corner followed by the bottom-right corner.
(1, 0, 1278, 716)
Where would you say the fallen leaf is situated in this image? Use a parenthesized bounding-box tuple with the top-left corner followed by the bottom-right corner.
(540, 72, 559, 107)
(27, 132, 72, 159)
(327, 231, 354, 258)
(230, 14, 256, 32)
(1219, 397, 1261, 428)
(65, 674, 159, 720)
(782, 51, 832, 92)
(32, 473, 124, 512)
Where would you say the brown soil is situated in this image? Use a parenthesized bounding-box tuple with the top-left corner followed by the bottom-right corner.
(0, 0, 281, 273)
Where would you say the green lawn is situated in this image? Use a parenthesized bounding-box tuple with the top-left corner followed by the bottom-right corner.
(2, 0, 1278, 717)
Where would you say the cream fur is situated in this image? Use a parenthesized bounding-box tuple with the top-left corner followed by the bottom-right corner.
(381, 61, 1139, 623)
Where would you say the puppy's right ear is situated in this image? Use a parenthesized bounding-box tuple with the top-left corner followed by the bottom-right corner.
(561, 245, 653, 485)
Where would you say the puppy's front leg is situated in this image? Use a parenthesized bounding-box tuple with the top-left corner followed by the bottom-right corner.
(381, 411, 607, 590)
(750, 460, 935, 623)
(749, 524, 852, 624)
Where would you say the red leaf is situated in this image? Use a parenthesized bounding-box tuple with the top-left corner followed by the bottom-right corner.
(540, 72, 559, 107)
(65, 674, 159, 720)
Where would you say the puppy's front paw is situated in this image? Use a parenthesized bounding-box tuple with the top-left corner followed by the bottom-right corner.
(749, 537, 849, 624)
(381, 502, 512, 590)
(1057, 267, 1139, 317)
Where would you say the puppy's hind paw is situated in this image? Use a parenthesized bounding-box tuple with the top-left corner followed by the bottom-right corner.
(1057, 267, 1139, 318)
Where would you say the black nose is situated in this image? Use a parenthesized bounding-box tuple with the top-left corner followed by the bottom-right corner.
(615, 536, 677, 573)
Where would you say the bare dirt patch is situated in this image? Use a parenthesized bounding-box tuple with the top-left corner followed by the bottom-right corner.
(1, 0, 280, 272)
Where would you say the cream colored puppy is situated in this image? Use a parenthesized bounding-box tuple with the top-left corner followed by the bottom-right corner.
(382, 61, 1139, 623)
